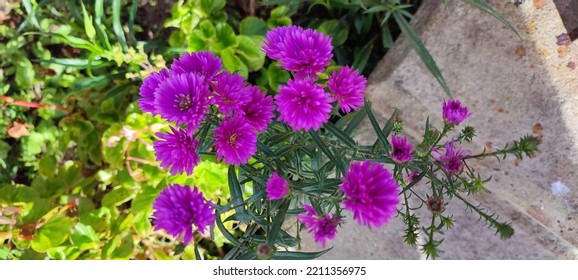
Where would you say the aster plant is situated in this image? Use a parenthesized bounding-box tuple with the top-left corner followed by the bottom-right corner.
(138, 26, 540, 259)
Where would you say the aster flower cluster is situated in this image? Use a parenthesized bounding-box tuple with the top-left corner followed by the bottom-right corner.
(264, 26, 367, 131)
(139, 51, 275, 175)
(138, 24, 538, 259)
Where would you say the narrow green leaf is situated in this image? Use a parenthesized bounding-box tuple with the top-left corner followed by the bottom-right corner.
(266, 200, 289, 246)
(372, 109, 398, 148)
(462, 0, 520, 38)
(271, 248, 332, 260)
(94, 0, 112, 50)
(381, 24, 394, 48)
(323, 122, 357, 149)
(215, 214, 241, 246)
(24, 32, 104, 54)
(393, 12, 451, 98)
(68, 0, 83, 25)
(80, 1, 96, 41)
(309, 131, 343, 174)
(128, 0, 138, 44)
(352, 37, 375, 72)
(37, 58, 111, 69)
(342, 106, 367, 135)
(112, 0, 128, 51)
(228, 166, 246, 214)
(364, 5, 388, 14)
(364, 99, 390, 154)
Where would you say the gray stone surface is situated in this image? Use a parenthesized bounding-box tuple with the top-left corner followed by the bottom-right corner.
(301, 0, 578, 259)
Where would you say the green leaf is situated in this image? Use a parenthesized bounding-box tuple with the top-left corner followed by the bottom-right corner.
(214, 23, 238, 51)
(323, 122, 357, 149)
(25, 32, 104, 55)
(266, 200, 290, 246)
(271, 248, 332, 260)
(215, 213, 241, 246)
(102, 233, 134, 260)
(94, 0, 112, 50)
(236, 35, 265, 71)
(14, 54, 34, 89)
(31, 213, 75, 252)
(363, 6, 389, 14)
(227, 166, 246, 215)
(240, 17, 268, 36)
(462, 0, 519, 38)
(38, 155, 57, 178)
(352, 37, 375, 72)
(393, 12, 451, 97)
(381, 25, 394, 48)
(22, 199, 51, 223)
(309, 131, 344, 174)
(318, 20, 348, 47)
(71, 223, 100, 250)
(364, 99, 390, 154)
(221, 48, 248, 78)
(201, 0, 226, 15)
(112, 0, 128, 51)
(372, 109, 399, 148)
(80, 1, 96, 41)
(102, 186, 137, 208)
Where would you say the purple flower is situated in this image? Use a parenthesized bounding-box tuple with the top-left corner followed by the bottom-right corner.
(275, 78, 332, 131)
(238, 86, 275, 132)
(390, 135, 413, 163)
(138, 69, 170, 115)
(210, 71, 248, 115)
(266, 26, 333, 79)
(152, 184, 215, 244)
(405, 170, 420, 185)
(340, 160, 400, 228)
(432, 139, 468, 176)
(327, 66, 366, 113)
(442, 99, 470, 125)
(298, 205, 341, 248)
(153, 126, 200, 176)
(154, 73, 211, 132)
(213, 115, 257, 165)
(170, 51, 222, 82)
(266, 172, 289, 200)
(263, 25, 303, 61)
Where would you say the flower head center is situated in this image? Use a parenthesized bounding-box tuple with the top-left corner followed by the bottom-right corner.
(228, 133, 238, 147)
(177, 94, 192, 111)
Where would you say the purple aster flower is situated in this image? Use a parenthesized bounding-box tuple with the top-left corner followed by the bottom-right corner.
(340, 160, 400, 228)
(138, 69, 170, 115)
(210, 71, 248, 115)
(275, 78, 332, 131)
(442, 99, 471, 125)
(213, 115, 257, 165)
(238, 86, 275, 132)
(263, 25, 303, 61)
(390, 135, 413, 163)
(170, 51, 222, 82)
(276, 27, 333, 79)
(152, 184, 215, 244)
(266, 172, 290, 200)
(154, 73, 211, 132)
(405, 170, 420, 185)
(432, 138, 468, 176)
(153, 126, 200, 176)
(298, 205, 341, 248)
(327, 66, 366, 113)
